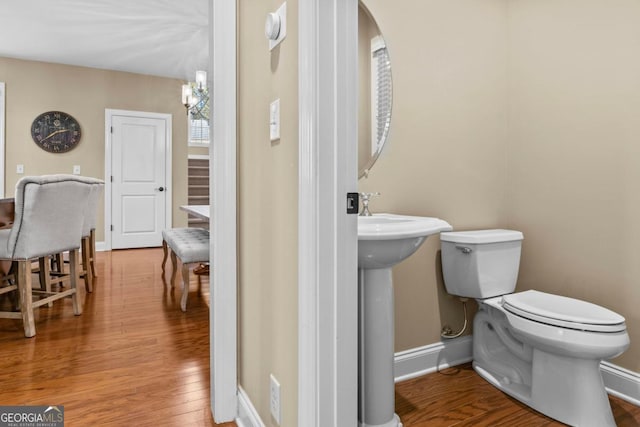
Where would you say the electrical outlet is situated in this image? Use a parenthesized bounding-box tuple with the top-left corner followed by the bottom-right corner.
(270, 374, 281, 425)
(73, 165, 81, 175)
(16, 164, 24, 174)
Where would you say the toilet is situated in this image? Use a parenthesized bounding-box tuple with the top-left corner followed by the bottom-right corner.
(440, 229, 630, 427)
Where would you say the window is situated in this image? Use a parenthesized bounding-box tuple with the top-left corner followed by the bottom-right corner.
(188, 86, 210, 147)
(189, 116, 210, 146)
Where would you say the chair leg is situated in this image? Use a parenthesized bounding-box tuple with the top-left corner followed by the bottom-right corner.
(81, 236, 93, 293)
(89, 229, 97, 278)
(17, 260, 36, 338)
(8, 262, 18, 311)
(161, 240, 168, 276)
(69, 249, 82, 316)
(170, 251, 177, 287)
(55, 253, 65, 274)
(181, 263, 190, 312)
(38, 257, 53, 307)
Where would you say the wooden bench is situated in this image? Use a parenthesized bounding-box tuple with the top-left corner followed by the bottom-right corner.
(161, 227, 210, 312)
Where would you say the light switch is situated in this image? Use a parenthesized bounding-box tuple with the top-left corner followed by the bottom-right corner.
(270, 99, 281, 141)
(16, 164, 24, 174)
(73, 165, 81, 175)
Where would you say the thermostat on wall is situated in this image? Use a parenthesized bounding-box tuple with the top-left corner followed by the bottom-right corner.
(265, 2, 286, 51)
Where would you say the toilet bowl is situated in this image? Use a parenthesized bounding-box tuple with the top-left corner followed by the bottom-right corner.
(440, 229, 630, 427)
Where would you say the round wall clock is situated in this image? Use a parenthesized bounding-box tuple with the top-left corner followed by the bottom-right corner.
(31, 111, 82, 153)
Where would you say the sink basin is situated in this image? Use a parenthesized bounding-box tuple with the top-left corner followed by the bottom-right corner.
(358, 213, 452, 269)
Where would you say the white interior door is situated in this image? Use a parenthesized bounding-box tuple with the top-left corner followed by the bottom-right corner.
(108, 111, 171, 249)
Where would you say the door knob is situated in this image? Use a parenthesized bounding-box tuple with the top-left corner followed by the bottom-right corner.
(157, 187, 165, 192)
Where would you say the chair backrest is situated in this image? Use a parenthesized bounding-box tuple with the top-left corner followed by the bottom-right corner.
(82, 182, 105, 236)
(9, 175, 98, 259)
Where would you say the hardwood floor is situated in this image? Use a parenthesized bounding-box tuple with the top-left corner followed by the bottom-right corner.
(396, 363, 640, 426)
(0, 247, 637, 426)
(0, 248, 234, 427)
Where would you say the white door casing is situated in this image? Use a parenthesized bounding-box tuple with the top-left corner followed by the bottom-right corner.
(298, 0, 359, 425)
(104, 109, 172, 250)
(210, 0, 237, 422)
(0, 82, 5, 198)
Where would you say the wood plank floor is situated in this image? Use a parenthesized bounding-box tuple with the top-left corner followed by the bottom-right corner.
(0, 247, 637, 426)
(0, 248, 234, 427)
(396, 363, 640, 426)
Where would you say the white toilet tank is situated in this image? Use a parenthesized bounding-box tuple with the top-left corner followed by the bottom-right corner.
(440, 229, 524, 299)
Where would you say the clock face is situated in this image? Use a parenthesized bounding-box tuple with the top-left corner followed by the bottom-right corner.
(31, 111, 81, 153)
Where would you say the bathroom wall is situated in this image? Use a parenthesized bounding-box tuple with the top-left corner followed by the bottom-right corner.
(237, 0, 299, 425)
(0, 56, 190, 238)
(507, 0, 640, 371)
(358, 0, 510, 350)
(359, 0, 639, 373)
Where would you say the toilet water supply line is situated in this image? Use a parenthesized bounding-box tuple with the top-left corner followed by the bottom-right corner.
(441, 297, 469, 339)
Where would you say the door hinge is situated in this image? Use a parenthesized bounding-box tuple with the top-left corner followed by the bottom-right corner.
(110, 176, 113, 182)
(110, 126, 113, 133)
(346, 192, 359, 214)
(110, 225, 114, 231)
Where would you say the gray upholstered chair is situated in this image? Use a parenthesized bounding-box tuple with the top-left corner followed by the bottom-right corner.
(0, 175, 93, 337)
(80, 182, 104, 292)
(40, 177, 104, 297)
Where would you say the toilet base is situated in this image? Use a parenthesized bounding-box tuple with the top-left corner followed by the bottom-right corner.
(530, 349, 615, 427)
(474, 333, 617, 427)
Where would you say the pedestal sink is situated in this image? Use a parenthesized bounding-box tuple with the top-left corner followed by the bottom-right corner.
(358, 213, 452, 427)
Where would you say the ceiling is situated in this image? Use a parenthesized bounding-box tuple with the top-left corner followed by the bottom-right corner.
(0, 0, 208, 80)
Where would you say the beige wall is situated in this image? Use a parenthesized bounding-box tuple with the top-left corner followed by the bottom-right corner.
(359, 0, 510, 350)
(188, 145, 209, 157)
(507, 0, 640, 371)
(359, 0, 639, 373)
(0, 56, 190, 240)
(238, 0, 298, 426)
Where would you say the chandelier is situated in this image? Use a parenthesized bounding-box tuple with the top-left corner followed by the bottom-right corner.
(181, 71, 209, 117)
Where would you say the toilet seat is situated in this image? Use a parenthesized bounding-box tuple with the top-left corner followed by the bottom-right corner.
(502, 290, 626, 333)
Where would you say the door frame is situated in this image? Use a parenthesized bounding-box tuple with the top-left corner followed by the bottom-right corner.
(103, 109, 173, 251)
(209, 0, 237, 422)
(0, 82, 5, 198)
(298, 0, 359, 425)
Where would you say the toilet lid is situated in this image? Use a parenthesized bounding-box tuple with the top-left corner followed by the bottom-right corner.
(502, 290, 627, 333)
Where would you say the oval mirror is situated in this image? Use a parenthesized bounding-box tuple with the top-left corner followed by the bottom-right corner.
(358, 2, 392, 179)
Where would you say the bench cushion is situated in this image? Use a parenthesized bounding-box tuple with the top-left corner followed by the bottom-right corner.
(162, 228, 209, 264)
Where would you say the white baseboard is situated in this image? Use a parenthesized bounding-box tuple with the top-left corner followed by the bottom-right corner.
(394, 336, 640, 408)
(394, 336, 473, 383)
(236, 386, 265, 427)
(96, 241, 106, 252)
(601, 361, 640, 407)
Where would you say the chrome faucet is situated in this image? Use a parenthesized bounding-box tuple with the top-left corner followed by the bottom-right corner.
(359, 192, 380, 216)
